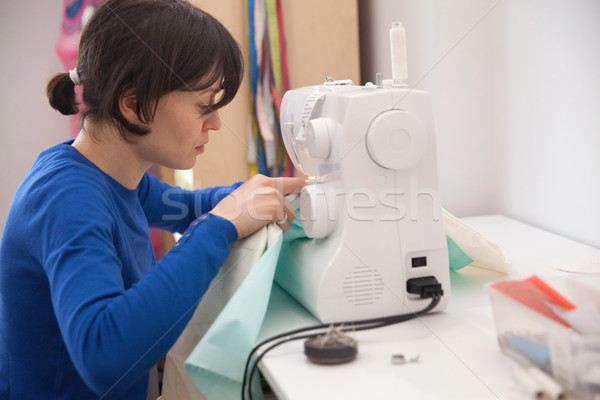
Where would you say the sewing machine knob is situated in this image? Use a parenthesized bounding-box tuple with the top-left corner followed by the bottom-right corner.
(306, 118, 333, 159)
(300, 184, 332, 239)
(366, 110, 427, 170)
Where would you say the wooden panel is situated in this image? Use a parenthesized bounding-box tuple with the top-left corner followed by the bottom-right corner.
(281, 0, 361, 88)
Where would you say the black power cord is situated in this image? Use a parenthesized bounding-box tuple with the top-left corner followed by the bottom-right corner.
(241, 292, 442, 400)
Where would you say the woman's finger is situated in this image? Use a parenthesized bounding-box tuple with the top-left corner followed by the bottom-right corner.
(273, 177, 306, 195)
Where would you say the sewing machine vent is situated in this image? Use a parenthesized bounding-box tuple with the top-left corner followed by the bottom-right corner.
(342, 266, 384, 306)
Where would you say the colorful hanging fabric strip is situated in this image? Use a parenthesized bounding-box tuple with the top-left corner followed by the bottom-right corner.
(56, 0, 103, 137)
(247, 0, 294, 177)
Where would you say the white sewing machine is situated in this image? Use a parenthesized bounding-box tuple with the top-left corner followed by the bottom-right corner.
(274, 23, 450, 323)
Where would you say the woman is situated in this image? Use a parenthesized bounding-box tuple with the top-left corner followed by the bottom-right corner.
(0, 0, 304, 399)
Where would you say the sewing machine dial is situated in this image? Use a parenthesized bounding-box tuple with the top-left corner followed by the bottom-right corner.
(306, 118, 334, 159)
(299, 183, 333, 239)
(366, 110, 428, 170)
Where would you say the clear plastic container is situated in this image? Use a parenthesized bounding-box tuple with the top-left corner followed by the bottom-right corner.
(488, 278, 600, 400)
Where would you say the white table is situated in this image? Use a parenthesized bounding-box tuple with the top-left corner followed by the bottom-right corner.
(258, 215, 600, 400)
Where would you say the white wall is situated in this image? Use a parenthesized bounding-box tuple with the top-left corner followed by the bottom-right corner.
(0, 1, 69, 239)
(501, 0, 600, 248)
(359, 0, 600, 248)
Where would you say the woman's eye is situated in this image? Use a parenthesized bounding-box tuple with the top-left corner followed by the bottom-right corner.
(197, 91, 220, 115)
(198, 104, 214, 115)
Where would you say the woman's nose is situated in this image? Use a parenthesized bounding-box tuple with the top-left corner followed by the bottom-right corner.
(205, 109, 221, 131)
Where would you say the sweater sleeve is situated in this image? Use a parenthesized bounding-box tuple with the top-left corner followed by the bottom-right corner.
(137, 173, 243, 233)
(30, 172, 238, 397)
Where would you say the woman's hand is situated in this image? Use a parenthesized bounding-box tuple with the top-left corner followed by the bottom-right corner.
(209, 175, 306, 239)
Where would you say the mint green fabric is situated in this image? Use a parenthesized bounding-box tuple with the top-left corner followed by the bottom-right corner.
(447, 236, 474, 270)
(184, 215, 473, 399)
(184, 226, 282, 400)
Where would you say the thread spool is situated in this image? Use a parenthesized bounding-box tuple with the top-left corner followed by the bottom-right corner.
(527, 367, 566, 400)
(390, 22, 408, 85)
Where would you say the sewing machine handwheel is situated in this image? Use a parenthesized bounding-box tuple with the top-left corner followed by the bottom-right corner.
(366, 110, 428, 170)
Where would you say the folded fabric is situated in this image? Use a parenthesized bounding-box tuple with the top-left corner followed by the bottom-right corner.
(161, 224, 276, 400)
(182, 215, 313, 400)
(442, 208, 511, 273)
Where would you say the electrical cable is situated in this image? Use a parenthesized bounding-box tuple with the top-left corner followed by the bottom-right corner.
(241, 294, 441, 400)
(246, 315, 428, 399)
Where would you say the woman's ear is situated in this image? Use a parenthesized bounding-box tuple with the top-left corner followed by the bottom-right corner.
(118, 89, 142, 126)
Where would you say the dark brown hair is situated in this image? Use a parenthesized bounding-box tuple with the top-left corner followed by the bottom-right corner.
(46, 0, 243, 140)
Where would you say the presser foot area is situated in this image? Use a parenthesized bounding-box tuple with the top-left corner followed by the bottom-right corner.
(241, 276, 445, 400)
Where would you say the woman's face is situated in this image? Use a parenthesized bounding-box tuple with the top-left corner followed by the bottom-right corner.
(135, 81, 222, 170)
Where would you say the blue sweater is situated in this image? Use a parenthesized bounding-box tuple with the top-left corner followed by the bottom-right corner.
(0, 140, 241, 399)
